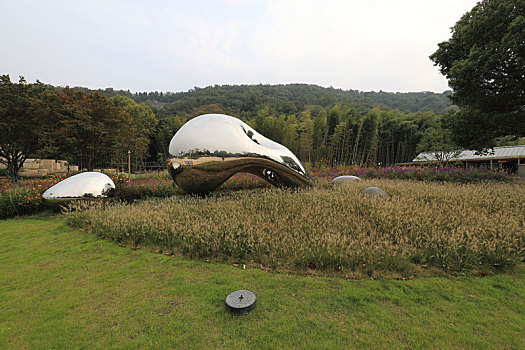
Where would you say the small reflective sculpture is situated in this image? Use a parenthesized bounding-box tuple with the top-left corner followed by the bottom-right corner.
(167, 114, 313, 194)
(332, 175, 360, 184)
(43, 172, 116, 207)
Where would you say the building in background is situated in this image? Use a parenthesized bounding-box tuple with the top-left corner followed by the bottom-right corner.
(0, 158, 78, 177)
(403, 145, 525, 177)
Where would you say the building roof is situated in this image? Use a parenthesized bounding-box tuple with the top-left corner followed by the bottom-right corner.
(413, 145, 525, 162)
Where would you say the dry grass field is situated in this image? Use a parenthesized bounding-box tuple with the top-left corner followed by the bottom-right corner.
(66, 179, 525, 277)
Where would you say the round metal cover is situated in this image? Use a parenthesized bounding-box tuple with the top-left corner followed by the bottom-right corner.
(225, 290, 256, 315)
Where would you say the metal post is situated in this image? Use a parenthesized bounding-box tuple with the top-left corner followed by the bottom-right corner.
(128, 150, 131, 182)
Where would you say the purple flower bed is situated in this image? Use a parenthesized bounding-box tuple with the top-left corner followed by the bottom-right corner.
(308, 164, 516, 183)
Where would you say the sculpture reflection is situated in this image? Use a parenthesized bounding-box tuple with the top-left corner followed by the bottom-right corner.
(168, 114, 313, 194)
(43, 172, 116, 207)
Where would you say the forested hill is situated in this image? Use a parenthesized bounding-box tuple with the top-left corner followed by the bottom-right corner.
(75, 84, 453, 118)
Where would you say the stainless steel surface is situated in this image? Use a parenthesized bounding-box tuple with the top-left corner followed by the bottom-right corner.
(332, 175, 361, 184)
(43, 172, 116, 206)
(168, 114, 312, 194)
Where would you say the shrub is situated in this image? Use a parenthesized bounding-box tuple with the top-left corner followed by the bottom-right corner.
(0, 173, 72, 219)
(105, 171, 130, 185)
(0, 186, 44, 219)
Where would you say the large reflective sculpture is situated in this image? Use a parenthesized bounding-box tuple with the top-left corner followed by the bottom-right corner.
(43, 172, 115, 207)
(168, 114, 313, 194)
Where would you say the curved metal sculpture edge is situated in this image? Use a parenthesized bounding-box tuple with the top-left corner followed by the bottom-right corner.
(167, 114, 313, 195)
(42, 171, 116, 207)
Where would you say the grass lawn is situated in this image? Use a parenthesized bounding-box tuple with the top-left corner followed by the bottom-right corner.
(1, 216, 524, 349)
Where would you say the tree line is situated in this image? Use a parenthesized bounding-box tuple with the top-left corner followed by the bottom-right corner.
(76, 83, 453, 118)
(2, 74, 452, 180)
(71, 86, 452, 168)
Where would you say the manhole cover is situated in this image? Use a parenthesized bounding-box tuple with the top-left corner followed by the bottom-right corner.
(225, 290, 256, 315)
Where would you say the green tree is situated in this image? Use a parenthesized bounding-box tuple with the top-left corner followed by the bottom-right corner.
(360, 108, 380, 165)
(326, 105, 341, 138)
(312, 109, 327, 150)
(493, 135, 525, 146)
(30, 84, 66, 161)
(253, 106, 285, 143)
(56, 89, 131, 171)
(154, 115, 186, 162)
(416, 124, 462, 164)
(430, 0, 525, 148)
(0, 76, 54, 181)
(282, 123, 298, 154)
(111, 96, 157, 167)
(329, 122, 346, 165)
(297, 112, 314, 161)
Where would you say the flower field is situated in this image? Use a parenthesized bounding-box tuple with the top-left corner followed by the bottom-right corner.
(0, 174, 69, 219)
(308, 160, 515, 183)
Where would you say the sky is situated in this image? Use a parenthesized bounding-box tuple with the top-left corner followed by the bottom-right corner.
(1, 0, 480, 93)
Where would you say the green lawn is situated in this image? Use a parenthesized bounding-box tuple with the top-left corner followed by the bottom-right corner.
(1, 216, 524, 349)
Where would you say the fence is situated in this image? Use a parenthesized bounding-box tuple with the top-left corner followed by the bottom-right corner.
(102, 161, 164, 173)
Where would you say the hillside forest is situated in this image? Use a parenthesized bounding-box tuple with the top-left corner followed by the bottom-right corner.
(2, 78, 465, 176)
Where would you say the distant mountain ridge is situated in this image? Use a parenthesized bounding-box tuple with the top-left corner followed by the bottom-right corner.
(73, 83, 453, 117)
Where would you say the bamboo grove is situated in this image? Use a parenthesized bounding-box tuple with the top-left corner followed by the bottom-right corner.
(246, 105, 440, 167)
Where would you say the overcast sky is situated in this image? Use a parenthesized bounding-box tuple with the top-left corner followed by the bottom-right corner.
(1, 0, 479, 93)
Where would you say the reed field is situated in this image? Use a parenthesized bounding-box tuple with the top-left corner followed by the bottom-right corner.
(66, 179, 525, 277)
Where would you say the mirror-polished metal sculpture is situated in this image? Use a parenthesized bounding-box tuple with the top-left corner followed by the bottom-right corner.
(168, 114, 313, 194)
(43, 172, 116, 207)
